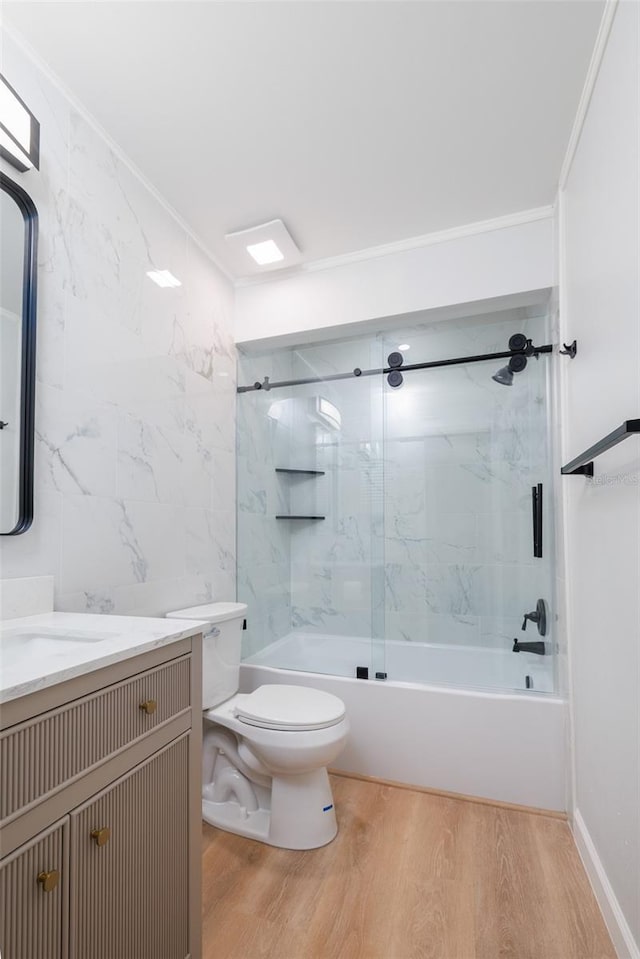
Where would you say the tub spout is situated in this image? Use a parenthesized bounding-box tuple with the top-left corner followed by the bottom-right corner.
(512, 639, 546, 655)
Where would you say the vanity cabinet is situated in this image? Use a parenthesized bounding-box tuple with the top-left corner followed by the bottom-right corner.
(0, 635, 202, 959)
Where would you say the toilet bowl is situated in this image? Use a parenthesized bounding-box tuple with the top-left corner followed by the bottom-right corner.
(166, 602, 348, 849)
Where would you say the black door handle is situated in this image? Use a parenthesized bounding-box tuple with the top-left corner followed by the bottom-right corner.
(531, 483, 543, 558)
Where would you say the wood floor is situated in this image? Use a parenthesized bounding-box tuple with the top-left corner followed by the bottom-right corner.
(201, 774, 615, 959)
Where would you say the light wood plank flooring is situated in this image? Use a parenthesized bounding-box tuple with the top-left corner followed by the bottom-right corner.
(202, 774, 615, 959)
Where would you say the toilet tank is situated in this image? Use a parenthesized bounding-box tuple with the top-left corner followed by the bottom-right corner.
(166, 602, 248, 709)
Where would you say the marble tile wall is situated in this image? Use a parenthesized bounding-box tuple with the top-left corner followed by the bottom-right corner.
(287, 340, 386, 642)
(0, 32, 237, 616)
(379, 312, 553, 652)
(236, 349, 294, 655)
(237, 310, 556, 666)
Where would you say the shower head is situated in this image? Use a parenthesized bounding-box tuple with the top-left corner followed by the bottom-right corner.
(492, 365, 514, 386)
(492, 352, 528, 386)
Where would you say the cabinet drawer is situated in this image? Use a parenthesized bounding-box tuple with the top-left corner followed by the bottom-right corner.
(1, 657, 190, 824)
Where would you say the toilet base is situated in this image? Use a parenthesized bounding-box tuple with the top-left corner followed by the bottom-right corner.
(203, 799, 271, 843)
(202, 767, 338, 850)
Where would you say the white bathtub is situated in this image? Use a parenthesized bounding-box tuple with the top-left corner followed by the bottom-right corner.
(245, 631, 555, 693)
(241, 633, 567, 811)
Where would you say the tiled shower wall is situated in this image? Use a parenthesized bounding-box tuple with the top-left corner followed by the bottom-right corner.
(0, 32, 236, 614)
(237, 310, 553, 656)
(237, 351, 294, 656)
(287, 337, 385, 642)
(378, 314, 551, 650)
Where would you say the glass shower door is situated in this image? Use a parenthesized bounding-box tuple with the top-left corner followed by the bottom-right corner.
(238, 309, 555, 693)
(237, 335, 386, 680)
(380, 313, 555, 693)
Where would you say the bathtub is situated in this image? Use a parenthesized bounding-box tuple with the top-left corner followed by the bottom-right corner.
(241, 632, 567, 812)
(245, 631, 555, 692)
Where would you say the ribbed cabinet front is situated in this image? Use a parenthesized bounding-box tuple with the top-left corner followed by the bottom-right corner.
(1, 656, 191, 825)
(69, 736, 190, 959)
(0, 818, 68, 959)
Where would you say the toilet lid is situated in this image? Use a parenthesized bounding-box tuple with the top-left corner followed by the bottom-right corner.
(234, 685, 346, 731)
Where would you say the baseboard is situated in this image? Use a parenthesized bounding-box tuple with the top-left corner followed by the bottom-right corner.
(330, 768, 567, 820)
(572, 809, 640, 959)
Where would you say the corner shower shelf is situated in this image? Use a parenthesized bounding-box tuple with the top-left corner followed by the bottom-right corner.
(275, 515, 325, 520)
(275, 468, 325, 475)
(561, 419, 640, 475)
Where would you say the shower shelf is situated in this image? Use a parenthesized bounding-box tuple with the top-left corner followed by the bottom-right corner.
(561, 419, 640, 475)
(275, 515, 325, 520)
(275, 468, 325, 475)
(276, 471, 325, 518)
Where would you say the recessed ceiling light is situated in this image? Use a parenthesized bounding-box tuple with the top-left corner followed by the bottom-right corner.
(398, 344, 411, 351)
(146, 269, 182, 288)
(225, 218, 301, 276)
(246, 239, 284, 266)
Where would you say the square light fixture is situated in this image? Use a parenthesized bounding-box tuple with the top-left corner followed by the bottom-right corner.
(146, 269, 182, 288)
(246, 239, 284, 265)
(225, 219, 301, 276)
(0, 75, 40, 172)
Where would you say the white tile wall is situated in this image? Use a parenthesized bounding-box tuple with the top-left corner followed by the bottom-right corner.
(237, 310, 556, 669)
(0, 32, 236, 616)
(236, 349, 295, 655)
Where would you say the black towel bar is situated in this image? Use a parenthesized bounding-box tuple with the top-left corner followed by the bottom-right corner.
(561, 419, 640, 475)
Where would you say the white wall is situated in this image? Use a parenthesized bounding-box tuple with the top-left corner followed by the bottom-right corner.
(0, 31, 237, 616)
(235, 214, 553, 345)
(560, 3, 640, 955)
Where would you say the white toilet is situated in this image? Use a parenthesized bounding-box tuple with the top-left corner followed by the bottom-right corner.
(166, 602, 348, 849)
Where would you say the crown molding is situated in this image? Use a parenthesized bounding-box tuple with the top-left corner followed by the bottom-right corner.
(235, 205, 554, 289)
(1, 21, 234, 285)
(559, 0, 619, 191)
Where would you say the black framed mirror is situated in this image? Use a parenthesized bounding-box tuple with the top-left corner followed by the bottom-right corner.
(1, 172, 38, 535)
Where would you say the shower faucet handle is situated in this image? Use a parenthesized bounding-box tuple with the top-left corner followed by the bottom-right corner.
(521, 599, 547, 637)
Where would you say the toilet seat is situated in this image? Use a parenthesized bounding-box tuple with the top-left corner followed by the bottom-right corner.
(233, 685, 346, 732)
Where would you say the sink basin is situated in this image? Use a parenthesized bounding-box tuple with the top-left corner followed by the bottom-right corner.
(0, 625, 118, 660)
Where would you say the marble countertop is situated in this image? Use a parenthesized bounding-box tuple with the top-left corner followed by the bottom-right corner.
(0, 612, 206, 704)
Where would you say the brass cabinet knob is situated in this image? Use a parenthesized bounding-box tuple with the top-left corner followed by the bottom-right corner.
(90, 827, 111, 847)
(37, 870, 60, 893)
(139, 699, 157, 715)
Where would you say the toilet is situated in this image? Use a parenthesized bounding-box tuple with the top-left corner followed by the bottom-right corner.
(166, 602, 348, 849)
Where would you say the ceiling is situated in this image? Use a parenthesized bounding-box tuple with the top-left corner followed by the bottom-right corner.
(4, 1, 603, 279)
